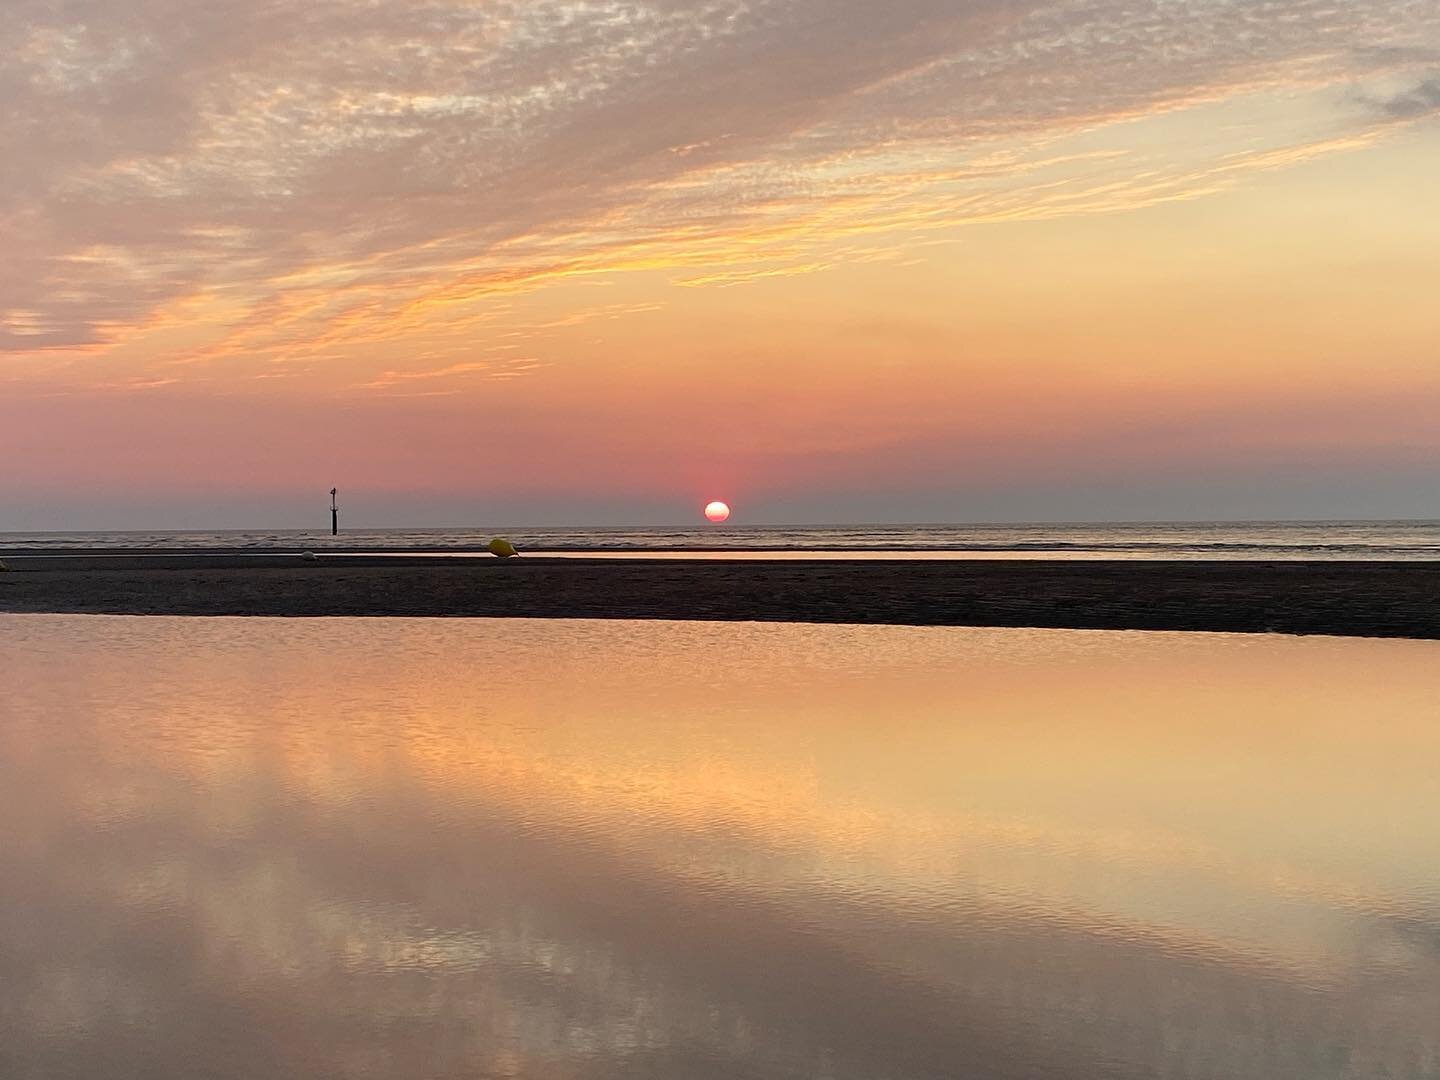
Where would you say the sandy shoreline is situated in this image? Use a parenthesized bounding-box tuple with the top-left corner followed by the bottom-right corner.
(3, 554, 1439, 639)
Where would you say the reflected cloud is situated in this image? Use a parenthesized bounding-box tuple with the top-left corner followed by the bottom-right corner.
(3, 616, 1440, 1077)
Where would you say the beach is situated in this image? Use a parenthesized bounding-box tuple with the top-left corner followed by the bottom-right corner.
(3, 554, 1437, 638)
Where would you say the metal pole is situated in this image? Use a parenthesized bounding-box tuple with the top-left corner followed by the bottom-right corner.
(330, 488, 338, 536)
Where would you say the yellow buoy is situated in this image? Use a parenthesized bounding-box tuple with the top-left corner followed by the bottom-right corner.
(487, 537, 519, 559)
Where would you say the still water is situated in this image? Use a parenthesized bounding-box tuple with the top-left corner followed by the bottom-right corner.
(2, 616, 1438, 1080)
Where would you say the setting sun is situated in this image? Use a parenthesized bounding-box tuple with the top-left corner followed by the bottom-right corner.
(704, 501, 732, 523)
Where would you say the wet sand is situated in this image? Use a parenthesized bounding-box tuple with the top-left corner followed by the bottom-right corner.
(2, 554, 1438, 638)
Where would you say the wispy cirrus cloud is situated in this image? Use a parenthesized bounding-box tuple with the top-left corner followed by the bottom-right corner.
(358, 356, 544, 392)
(1, 0, 1437, 369)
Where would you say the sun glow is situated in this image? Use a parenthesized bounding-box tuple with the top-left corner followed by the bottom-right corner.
(704, 501, 731, 523)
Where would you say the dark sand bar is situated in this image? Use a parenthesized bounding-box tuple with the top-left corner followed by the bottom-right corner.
(3, 553, 1439, 639)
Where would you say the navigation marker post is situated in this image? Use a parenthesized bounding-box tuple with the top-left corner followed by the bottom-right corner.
(330, 488, 339, 536)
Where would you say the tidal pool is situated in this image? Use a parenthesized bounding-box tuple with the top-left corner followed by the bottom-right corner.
(2, 615, 1438, 1079)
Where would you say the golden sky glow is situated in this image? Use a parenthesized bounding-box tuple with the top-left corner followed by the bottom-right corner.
(2, 1, 1438, 526)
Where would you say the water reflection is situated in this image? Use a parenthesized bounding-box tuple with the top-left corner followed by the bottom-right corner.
(2, 616, 1438, 1079)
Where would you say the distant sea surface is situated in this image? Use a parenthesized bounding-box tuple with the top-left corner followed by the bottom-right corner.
(3, 520, 1439, 560)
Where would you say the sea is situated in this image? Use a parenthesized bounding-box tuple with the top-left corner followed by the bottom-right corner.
(2, 519, 1439, 559)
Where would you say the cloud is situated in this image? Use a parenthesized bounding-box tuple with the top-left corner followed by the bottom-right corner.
(1368, 74, 1440, 118)
(358, 356, 543, 391)
(0, 0, 1437, 362)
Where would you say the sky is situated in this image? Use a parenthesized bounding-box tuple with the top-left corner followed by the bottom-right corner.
(2, 0, 1438, 530)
